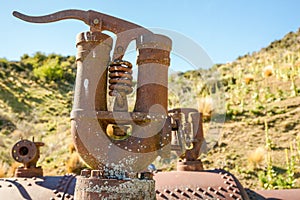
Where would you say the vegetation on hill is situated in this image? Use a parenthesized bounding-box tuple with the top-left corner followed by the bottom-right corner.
(0, 52, 84, 176)
(175, 28, 300, 189)
(0, 28, 300, 190)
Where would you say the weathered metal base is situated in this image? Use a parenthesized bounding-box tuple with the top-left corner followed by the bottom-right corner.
(2, 170, 300, 199)
(177, 160, 203, 171)
(0, 175, 76, 200)
(154, 169, 250, 200)
(14, 166, 43, 178)
(74, 170, 156, 200)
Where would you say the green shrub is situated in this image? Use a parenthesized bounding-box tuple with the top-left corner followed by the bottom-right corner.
(33, 57, 63, 82)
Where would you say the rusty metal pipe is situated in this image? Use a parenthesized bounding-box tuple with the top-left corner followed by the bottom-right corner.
(71, 31, 113, 170)
(134, 34, 172, 114)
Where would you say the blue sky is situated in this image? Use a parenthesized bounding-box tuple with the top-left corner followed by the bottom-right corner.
(1, 0, 300, 71)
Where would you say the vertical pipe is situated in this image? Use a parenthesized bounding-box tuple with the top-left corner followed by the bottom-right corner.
(72, 31, 112, 112)
(134, 34, 172, 114)
(71, 31, 113, 169)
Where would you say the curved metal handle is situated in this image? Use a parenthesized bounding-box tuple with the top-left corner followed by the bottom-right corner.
(13, 9, 152, 59)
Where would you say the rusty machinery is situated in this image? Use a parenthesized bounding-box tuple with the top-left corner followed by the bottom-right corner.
(11, 138, 44, 178)
(0, 9, 299, 200)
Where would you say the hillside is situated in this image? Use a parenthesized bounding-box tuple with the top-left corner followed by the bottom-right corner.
(199, 28, 300, 189)
(0, 28, 300, 190)
(0, 53, 83, 176)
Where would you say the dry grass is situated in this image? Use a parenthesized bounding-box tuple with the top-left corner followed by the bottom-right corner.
(66, 153, 86, 174)
(247, 147, 266, 169)
(0, 163, 6, 178)
(198, 97, 214, 120)
(263, 65, 274, 77)
(68, 143, 76, 154)
(7, 162, 21, 177)
(244, 74, 254, 84)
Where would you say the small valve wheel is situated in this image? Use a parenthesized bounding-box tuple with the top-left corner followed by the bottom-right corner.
(12, 139, 37, 164)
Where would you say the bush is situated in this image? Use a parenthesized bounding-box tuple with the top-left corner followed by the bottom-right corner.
(19, 52, 76, 83)
(33, 57, 63, 82)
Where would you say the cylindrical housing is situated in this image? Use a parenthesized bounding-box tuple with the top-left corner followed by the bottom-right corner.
(134, 34, 172, 114)
(71, 32, 113, 169)
(73, 31, 112, 112)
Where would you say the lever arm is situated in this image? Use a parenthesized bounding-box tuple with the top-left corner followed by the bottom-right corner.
(13, 9, 152, 59)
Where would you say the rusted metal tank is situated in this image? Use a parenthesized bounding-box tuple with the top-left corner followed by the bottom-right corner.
(2, 166, 300, 200)
(4, 9, 300, 200)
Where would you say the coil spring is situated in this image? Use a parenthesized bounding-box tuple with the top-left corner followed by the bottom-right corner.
(108, 60, 133, 96)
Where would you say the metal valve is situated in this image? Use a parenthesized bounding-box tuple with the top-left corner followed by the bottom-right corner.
(13, 9, 172, 173)
(11, 138, 44, 177)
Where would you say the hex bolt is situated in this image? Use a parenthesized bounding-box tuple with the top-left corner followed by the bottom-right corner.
(80, 169, 91, 177)
(93, 18, 99, 24)
(138, 172, 153, 180)
(91, 170, 100, 177)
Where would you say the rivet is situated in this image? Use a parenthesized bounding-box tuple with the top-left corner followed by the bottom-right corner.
(66, 194, 71, 198)
(181, 192, 189, 197)
(192, 191, 202, 198)
(53, 189, 58, 194)
(56, 193, 62, 197)
(49, 198, 55, 200)
(8, 184, 12, 187)
(164, 189, 170, 193)
(23, 178, 27, 181)
(27, 183, 32, 186)
(159, 193, 168, 199)
(218, 186, 227, 191)
(80, 169, 90, 177)
(170, 192, 178, 198)
(227, 186, 233, 190)
(32, 177, 36, 180)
